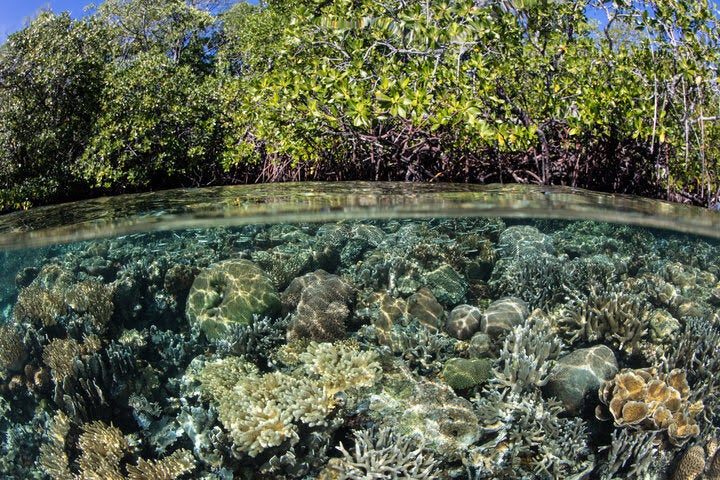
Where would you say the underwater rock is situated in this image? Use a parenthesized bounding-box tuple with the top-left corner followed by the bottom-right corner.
(186, 259, 280, 341)
(283, 270, 355, 342)
(406, 287, 444, 332)
(481, 296, 529, 337)
(445, 304, 482, 340)
(442, 357, 492, 391)
(421, 264, 467, 305)
(543, 344, 618, 414)
(597, 367, 703, 447)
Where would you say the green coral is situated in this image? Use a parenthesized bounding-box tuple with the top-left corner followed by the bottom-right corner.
(186, 259, 281, 340)
(442, 357, 492, 390)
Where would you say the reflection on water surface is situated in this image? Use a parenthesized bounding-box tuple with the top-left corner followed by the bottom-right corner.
(0, 183, 719, 479)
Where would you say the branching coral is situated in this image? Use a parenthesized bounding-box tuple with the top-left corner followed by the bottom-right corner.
(559, 286, 649, 353)
(198, 342, 381, 457)
(321, 425, 439, 479)
(494, 310, 562, 394)
(39, 411, 195, 480)
(13, 283, 67, 326)
(471, 388, 594, 478)
(0, 324, 27, 373)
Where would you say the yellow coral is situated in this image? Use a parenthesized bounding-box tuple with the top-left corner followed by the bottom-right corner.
(43, 338, 82, 382)
(126, 449, 194, 480)
(198, 341, 382, 457)
(598, 368, 702, 446)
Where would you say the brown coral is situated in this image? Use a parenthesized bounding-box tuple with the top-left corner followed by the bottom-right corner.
(283, 270, 355, 342)
(597, 367, 702, 446)
(672, 445, 705, 480)
(13, 283, 67, 326)
(43, 338, 82, 382)
(0, 325, 27, 372)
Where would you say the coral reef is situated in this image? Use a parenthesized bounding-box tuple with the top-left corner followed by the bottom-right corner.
(1, 216, 719, 479)
(597, 367, 703, 447)
(186, 259, 281, 340)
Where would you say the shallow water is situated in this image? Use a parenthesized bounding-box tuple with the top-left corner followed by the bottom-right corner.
(0, 183, 719, 479)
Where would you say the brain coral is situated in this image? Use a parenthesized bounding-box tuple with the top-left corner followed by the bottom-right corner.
(597, 367, 703, 446)
(186, 259, 280, 340)
(282, 270, 355, 342)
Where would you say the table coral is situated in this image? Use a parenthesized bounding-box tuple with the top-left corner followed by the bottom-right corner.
(597, 367, 703, 446)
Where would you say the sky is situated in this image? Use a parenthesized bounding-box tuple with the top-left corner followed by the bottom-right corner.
(0, 1, 93, 43)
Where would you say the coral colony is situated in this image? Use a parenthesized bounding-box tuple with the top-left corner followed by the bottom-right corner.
(0, 218, 719, 479)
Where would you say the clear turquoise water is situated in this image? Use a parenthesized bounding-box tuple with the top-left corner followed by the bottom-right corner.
(0, 183, 719, 479)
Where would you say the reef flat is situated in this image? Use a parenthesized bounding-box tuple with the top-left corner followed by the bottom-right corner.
(1, 218, 719, 479)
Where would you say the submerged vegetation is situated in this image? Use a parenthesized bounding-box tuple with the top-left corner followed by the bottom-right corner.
(1, 0, 720, 211)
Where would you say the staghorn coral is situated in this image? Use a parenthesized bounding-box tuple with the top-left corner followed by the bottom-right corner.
(358, 318, 456, 376)
(596, 429, 664, 480)
(597, 367, 703, 447)
(198, 341, 381, 458)
(209, 314, 289, 367)
(320, 425, 439, 479)
(494, 309, 562, 394)
(559, 286, 650, 353)
(0, 324, 27, 373)
(470, 388, 594, 478)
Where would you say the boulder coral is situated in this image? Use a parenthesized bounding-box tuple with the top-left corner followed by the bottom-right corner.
(597, 367, 703, 446)
(442, 357, 492, 391)
(283, 270, 355, 342)
(186, 259, 280, 340)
